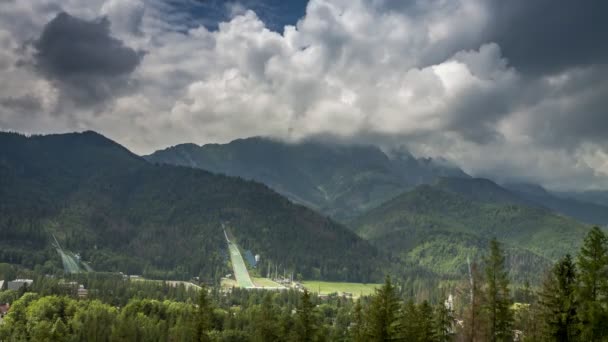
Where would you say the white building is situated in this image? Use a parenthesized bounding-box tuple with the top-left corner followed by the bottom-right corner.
(7, 279, 33, 291)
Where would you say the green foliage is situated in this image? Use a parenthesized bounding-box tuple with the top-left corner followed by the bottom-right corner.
(483, 239, 513, 342)
(196, 287, 214, 341)
(293, 290, 321, 342)
(365, 276, 400, 341)
(539, 254, 579, 341)
(433, 301, 453, 342)
(576, 227, 608, 341)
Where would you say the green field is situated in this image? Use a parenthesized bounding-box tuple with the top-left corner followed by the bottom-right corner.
(302, 281, 381, 297)
(131, 278, 201, 290)
(252, 277, 284, 288)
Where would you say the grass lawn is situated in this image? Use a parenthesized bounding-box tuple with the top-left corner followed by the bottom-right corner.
(252, 277, 284, 288)
(221, 277, 237, 289)
(130, 277, 202, 290)
(301, 281, 381, 297)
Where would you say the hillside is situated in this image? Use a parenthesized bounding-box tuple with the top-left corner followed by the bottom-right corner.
(504, 183, 608, 226)
(144, 137, 469, 221)
(0, 131, 381, 282)
(352, 179, 594, 282)
(560, 190, 608, 208)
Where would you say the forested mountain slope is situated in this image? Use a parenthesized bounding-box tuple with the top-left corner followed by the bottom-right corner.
(0, 131, 380, 282)
(145, 137, 469, 221)
(505, 183, 608, 226)
(352, 179, 594, 282)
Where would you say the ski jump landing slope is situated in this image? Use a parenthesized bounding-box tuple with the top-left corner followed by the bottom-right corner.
(224, 229, 256, 289)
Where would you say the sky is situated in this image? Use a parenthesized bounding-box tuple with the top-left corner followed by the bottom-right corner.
(0, 0, 607, 190)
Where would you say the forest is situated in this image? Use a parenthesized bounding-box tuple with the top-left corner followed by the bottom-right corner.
(1, 227, 607, 341)
(0, 131, 381, 282)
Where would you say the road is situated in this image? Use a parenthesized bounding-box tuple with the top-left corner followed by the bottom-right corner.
(224, 229, 256, 289)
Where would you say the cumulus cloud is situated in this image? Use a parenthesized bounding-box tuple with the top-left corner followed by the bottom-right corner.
(101, 0, 145, 36)
(0, 0, 607, 190)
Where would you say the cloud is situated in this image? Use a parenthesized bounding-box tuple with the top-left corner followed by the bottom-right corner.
(485, 0, 608, 75)
(0, 0, 608, 191)
(101, 0, 145, 36)
(33, 11, 142, 105)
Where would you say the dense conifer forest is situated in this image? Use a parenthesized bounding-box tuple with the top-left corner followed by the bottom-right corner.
(1, 227, 607, 341)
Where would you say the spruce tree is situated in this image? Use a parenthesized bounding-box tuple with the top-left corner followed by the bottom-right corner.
(539, 254, 579, 341)
(399, 300, 420, 341)
(576, 226, 608, 341)
(350, 299, 366, 342)
(367, 276, 400, 341)
(418, 300, 435, 341)
(433, 300, 453, 342)
(294, 289, 317, 342)
(253, 292, 280, 342)
(483, 238, 513, 342)
(195, 287, 213, 342)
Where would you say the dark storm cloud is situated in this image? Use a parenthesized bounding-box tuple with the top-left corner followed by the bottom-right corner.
(0, 94, 42, 113)
(522, 65, 608, 149)
(33, 11, 142, 105)
(486, 0, 608, 76)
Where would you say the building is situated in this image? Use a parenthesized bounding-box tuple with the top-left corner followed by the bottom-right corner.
(77, 285, 88, 299)
(0, 280, 4, 291)
(7, 279, 33, 291)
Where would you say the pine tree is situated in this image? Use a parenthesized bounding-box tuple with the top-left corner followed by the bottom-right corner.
(350, 299, 366, 342)
(253, 292, 280, 342)
(576, 226, 608, 341)
(367, 276, 400, 341)
(399, 300, 420, 341)
(433, 300, 453, 342)
(294, 289, 317, 342)
(195, 287, 213, 342)
(483, 238, 513, 342)
(539, 254, 579, 341)
(418, 300, 435, 341)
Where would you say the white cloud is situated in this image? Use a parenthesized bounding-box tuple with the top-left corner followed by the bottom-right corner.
(0, 0, 607, 190)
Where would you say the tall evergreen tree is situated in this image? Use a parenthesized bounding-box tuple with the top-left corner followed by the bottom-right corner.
(195, 287, 213, 342)
(350, 299, 366, 342)
(294, 289, 318, 342)
(367, 276, 400, 341)
(433, 300, 453, 342)
(253, 292, 280, 342)
(539, 254, 579, 341)
(418, 300, 435, 341)
(399, 300, 420, 341)
(483, 238, 513, 342)
(576, 226, 608, 341)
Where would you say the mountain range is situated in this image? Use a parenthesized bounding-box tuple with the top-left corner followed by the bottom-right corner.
(147, 137, 608, 228)
(1, 131, 605, 285)
(145, 137, 469, 221)
(0, 131, 380, 282)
